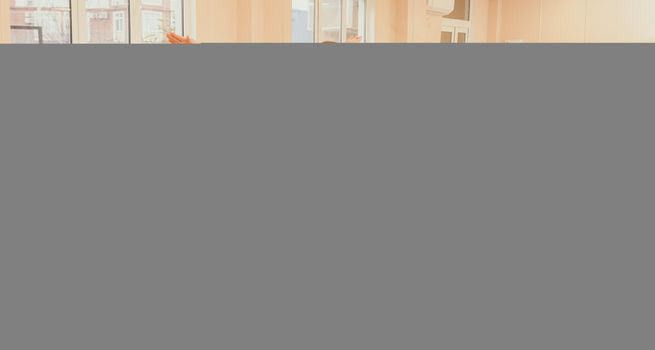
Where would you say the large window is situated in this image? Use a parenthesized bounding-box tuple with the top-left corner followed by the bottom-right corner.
(10, 0, 189, 43)
(11, 0, 71, 43)
(292, 0, 366, 43)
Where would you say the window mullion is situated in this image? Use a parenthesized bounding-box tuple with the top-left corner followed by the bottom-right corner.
(361, 0, 367, 42)
(314, 0, 320, 43)
(184, 0, 195, 38)
(366, 0, 373, 42)
(72, 0, 87, 43)
(340, 0, 346, 42)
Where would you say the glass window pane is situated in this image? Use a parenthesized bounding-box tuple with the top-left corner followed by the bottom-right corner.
(85, 0, 129, 43)
(292, 0, 314, 43)
(345, 0, 364, 42)
(444, 0, 470, 21)
(293, 0, 366, 43)
(141, 0, 184, 43)
(10, 0, 71, 44)
(319, 0, 341, 43)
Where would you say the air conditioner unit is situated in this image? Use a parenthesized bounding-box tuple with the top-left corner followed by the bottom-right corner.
(427, 0, 455, 15)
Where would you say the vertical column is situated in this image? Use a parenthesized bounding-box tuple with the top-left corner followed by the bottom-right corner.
(71, 0, 85, 43)
(130, 0, 144, 43)
(486, 0, 500, 43)
(407, 0, 428, 42)
(1, 0, 10, 43)
(426, 12, 443, 43)
(250, 0, 264, 41)
(236, 0, 251, 42)
(396, 0, 438, 43)
(195, 0, 238, 42)
(195, 0, 293, 43)
(498, 0, 541, 42)
(468, 0, 490, 43)
(373, 0, 398, 42)
(185, 0, 197, 38)
(250, 0, 291, 42)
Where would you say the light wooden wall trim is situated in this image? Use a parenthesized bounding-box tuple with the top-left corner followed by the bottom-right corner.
(197, 0, 290, 43)
(1, 0, 10, 43)
(236, 0, 251, 42)
(195, 0, 238, 42)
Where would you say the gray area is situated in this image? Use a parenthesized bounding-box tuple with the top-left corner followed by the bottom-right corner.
(0, 45, 654, 350)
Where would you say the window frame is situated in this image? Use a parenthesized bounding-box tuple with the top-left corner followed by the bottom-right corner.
(294, 0, 371, 43)
(4, 0, 195, 44)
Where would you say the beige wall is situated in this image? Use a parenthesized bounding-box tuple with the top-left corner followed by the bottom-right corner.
(407, 0, 431, 42)
(497, 0, 541, 42)
(0, 0, 9, 43)
(255, 0, 292, 42)
(540, 0, 585, 42)
(486, 0, 499, 42)
(586, 0, 655, 42)
(196, 0, 238, 42)
(236, 0, 251, 42)
(470, 0, 489, 42)
(374, 0, 398, 42)
(497, 0, 655, 43)
(426, 13, 443, 43)
(374, 0, 411, 42)
(196, 0, 291, 43)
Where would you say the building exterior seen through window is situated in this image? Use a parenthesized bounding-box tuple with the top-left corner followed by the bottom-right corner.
(10, 0, 185, 43)
(292, 0, 366, 43)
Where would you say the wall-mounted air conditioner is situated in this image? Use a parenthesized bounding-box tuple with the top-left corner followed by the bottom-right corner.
(427, 0, 455, 15)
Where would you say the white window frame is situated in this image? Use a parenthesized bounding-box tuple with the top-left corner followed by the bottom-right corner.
(4, 0, 195, 44)
(299, 0, 372, 43)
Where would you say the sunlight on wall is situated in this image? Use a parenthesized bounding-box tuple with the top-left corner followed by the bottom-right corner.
(498, 0, 655, 43)
(1, 0, 10, 43)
